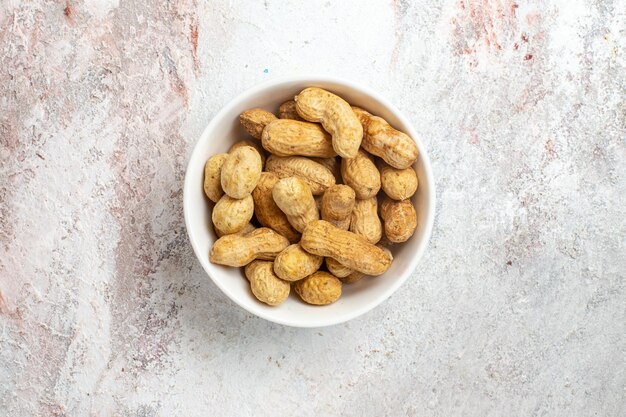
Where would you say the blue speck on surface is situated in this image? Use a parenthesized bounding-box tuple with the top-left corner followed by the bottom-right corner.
(263, 68, 269, 73)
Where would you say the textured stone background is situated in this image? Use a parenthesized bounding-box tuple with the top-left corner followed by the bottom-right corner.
(1, 0, 625, 416)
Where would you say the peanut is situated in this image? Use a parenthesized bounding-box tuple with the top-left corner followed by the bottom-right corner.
(294, 271, 342, 305)
(352, 107, 418, 169)
(229, 139, 266, 167)
(380, 197, 417, 243)
(265, 155, 335, 195)
(203, 153, 228, 203)
(278, 100, 305, 121)
(341, 149, 381, 199)
(301, 220, 393, 276)
(261, 119, 336, 158)
(326, 257, 352, 278)
(202, 89, 423, 307)
(239, 108, 277, 140)
(212, 194, 254, 235)
(312, 156, 341, 181)
(321, 185, 355, 230)
(215, 222, 255, 238)
(350, 197, 382, 244)
(294, 87, 363, 158)
(272, 176, 319, 232)
(209, 227, 289, 267)
(221, 146, 263, 199)
(340, 272, 365, 284)
(327, 243, 389, 278)
(379, 161, 418, 200)
(274, 244, 323, 282)
(245, 261, 290, 306)
(251, 172, 300, 243)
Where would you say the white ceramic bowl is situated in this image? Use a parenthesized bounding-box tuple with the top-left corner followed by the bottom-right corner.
(184, 76, 435, 327)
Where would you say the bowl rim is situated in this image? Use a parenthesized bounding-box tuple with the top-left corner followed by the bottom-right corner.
(183, 75, 436, 327)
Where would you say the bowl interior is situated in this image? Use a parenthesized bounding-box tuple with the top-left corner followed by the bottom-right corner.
(184, 77, 434, 327)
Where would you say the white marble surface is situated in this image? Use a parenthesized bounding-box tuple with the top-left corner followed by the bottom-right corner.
(1, 0, 625, 416)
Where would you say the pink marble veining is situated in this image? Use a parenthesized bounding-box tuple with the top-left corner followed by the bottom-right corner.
(1, 0, 624, 416)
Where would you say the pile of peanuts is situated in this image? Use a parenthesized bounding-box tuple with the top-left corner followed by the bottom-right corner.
(204, 87, 418, 306)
